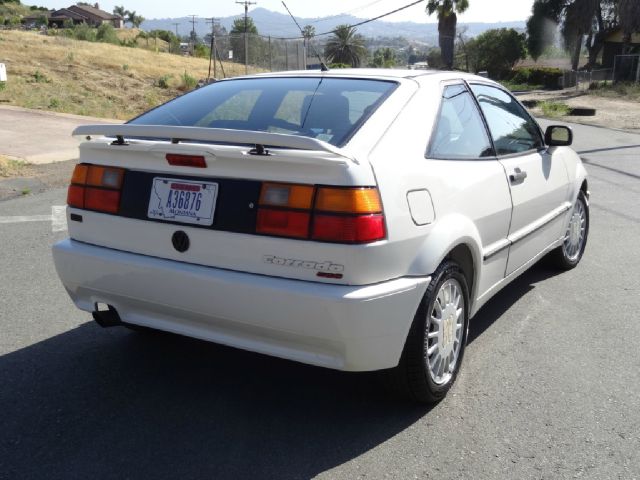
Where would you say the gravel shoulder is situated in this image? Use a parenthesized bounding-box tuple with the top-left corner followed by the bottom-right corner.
(517, 89, 640, 132)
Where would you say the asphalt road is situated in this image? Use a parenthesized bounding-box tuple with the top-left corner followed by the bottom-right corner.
(1, 122, 639, 480)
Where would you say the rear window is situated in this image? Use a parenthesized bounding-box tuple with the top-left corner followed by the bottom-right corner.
(129, 77, 398, 147)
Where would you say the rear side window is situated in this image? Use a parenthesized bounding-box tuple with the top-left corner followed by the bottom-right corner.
(470, 84, 543, 155)
(129, 77, 398, 147)
(428, 84, 494, 160)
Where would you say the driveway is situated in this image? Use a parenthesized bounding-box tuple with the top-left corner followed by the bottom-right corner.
(0, 106, 120, 164)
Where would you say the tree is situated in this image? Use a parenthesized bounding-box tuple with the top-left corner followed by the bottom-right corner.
(562, 0, 599, 70)
(370, 47, 396, 68)
(426, 0, 469, 69)
(466, 28, 527, 78)
(526, 0, 619, 70)
(229, 17, 264, 66)
(302, 24, 315, 40)
(126, 10, 144, 28)
(618, 0, 640, 53)
(112, 5, 128, 19)
(324, 24, 367, 67)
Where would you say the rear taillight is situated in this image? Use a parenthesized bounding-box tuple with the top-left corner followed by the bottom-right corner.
(256, 183, 385, 244)
(67, 164, 125, 214)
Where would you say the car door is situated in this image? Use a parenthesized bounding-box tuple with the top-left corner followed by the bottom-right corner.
(425, 83, 513, 299)
(469, 83, 570, 276)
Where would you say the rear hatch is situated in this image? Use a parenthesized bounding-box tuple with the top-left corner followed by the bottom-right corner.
(65, 75, 416, 286)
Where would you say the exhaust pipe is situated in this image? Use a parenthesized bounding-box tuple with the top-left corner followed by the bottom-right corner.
(92, 304, 122, 328)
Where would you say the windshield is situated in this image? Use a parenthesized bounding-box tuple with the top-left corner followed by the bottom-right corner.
(129, 77, 398, 147)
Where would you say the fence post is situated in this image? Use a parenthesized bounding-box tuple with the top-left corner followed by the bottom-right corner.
(268, 36, 272, 72)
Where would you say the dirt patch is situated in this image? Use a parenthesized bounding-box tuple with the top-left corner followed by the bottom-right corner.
(0, 159, 75, 201)
(518, 89, 640, 132)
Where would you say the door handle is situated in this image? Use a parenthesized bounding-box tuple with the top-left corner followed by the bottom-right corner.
(509, 168, 528, 184)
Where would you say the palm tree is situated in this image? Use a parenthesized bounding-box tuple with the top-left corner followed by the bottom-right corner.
(426, 0, 469, 69)
(618, 0, 640, 53)
(112, 5, 128, 19)
(324, 24, 367, 67)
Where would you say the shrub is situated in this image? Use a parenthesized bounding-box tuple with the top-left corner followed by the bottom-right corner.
(179, 71, 197, 91)
(70, 23, 96, 42)
(509, 67, 563, 90)
(96, 23, 119, 45)
(31, 70, 50, 83)
(155, 74, 171, 89)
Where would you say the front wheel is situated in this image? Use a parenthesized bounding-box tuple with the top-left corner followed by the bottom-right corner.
(550, 190, 589, 270)
(389, 260, 470, 404)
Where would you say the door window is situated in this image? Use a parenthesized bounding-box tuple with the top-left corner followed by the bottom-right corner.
(470, 84, 543, 156)
(427, 84, 494, 160)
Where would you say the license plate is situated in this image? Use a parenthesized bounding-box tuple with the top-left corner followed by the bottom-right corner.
(147, 177, 218, 226)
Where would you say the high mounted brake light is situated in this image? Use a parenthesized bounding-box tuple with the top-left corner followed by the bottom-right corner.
(67, 164, 125, 214)
(166, 154, 207, 168)
(256, 184, 386, 244)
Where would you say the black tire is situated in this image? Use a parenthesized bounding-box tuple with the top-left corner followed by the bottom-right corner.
(388, 260, 470, 404)
(549, 190, 589, 270)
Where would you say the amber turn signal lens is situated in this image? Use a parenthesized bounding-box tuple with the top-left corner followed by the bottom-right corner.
(259, 183, 314, 210)
(315, 187, 382, 214)
(71, 164, 89, 185)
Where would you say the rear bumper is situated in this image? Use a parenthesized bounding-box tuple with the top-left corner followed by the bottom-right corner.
(52, 239, 430, 371)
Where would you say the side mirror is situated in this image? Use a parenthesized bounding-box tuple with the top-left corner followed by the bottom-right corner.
(545, 125, 573, 147)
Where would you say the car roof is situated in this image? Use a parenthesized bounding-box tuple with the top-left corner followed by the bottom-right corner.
(242, 68, 499, 86)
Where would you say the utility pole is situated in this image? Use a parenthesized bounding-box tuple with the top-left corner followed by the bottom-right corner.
(206, 17, 220, 80)
(188, 15, 198, 55)
(171, 22, 180, 54)
(235, 0, 256, 74)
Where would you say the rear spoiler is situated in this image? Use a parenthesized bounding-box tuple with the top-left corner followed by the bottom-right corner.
(72, 124, 357, 163)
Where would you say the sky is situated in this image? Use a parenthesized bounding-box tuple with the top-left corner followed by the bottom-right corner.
(31, 0, 535, 23)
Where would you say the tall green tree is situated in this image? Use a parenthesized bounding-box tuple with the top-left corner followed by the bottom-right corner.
(618, 0, 640, 53)
(370, 47, 396, 68)
(230, 17, 264, 66)
(426, 0, 469, 69)
(562, 0, 599, 70)
(466, 28, 527, 78)
(324, 24, 367, 67)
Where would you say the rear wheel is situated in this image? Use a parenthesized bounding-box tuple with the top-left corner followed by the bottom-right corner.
(390, 260, 469, 403)
(550, 190, 589, 270)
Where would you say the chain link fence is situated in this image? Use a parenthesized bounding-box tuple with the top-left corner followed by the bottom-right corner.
(208, 34, 308, 76)
(613, 55, 640, 83)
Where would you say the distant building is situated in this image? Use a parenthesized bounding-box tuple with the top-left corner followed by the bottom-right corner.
(44, 3, 124, 29)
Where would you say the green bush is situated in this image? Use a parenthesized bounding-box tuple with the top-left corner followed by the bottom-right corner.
(69, 23, 96, 42)
(509, 67, 563, 90)
(179, 71, 197, 91)
(96, 23, 119, 45)
(155, 74, 172, 89)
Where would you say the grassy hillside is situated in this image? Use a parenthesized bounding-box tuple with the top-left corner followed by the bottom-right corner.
(0, 30, 253, 120)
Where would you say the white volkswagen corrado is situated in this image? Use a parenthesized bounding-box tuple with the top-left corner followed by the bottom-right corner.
(52, 69, 589, 403)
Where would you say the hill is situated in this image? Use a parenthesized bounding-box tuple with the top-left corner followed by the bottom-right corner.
(0, 30, 248, 120)
(142, 7, 526, 44)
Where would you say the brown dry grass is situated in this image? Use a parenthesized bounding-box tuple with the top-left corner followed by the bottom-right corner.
(0, 30, 256, 120)
(0, 155, 32, 178)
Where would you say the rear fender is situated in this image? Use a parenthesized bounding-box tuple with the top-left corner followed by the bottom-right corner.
(408, 214, 483, 306)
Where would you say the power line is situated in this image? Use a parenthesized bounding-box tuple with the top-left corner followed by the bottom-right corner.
(307, 0, 389, 25)
(258, 0, 426, 41)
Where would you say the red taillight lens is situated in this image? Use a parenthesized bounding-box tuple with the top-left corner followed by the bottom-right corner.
(85, 188, 121, 214)
(256, 209, 310, 239)
(67, 185, 85, 209)
(68, 164, 125, 214)
(312, 214, 385, 243)
(166, 154, 207, 168)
